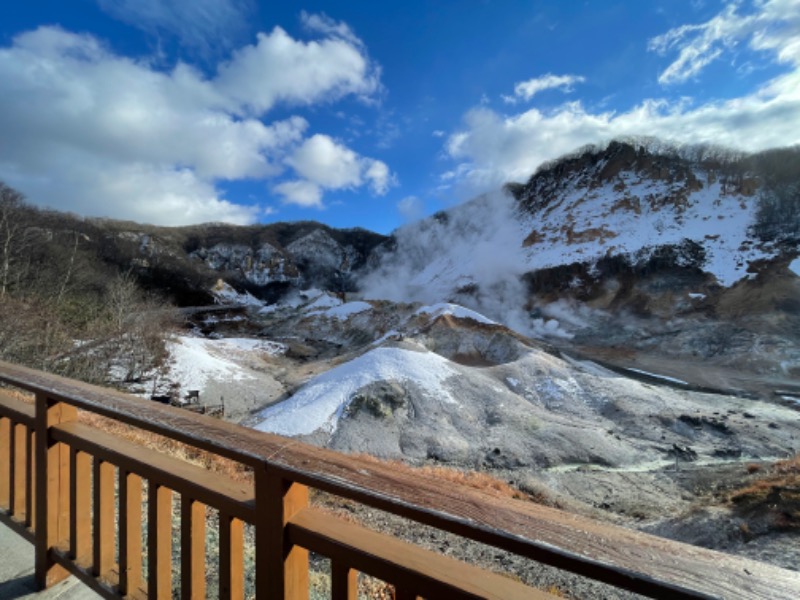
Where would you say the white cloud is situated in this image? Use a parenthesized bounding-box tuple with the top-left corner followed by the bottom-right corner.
(273, 180, 323, 208)
(288, 135, 362, 189)
(300, 10, 362, 47)
(215, 26, 381, 115)
(648, 3, 751, 84)
(503, 73, 585, 104)
(14, 160, 260, 226)
(97, 0, 254, 53)
(364, 159, 393, 194)
(444, 0, 800, 196)
(0, 21, 389, 225)
(649, 0, 800, 85)
(286, 134, 394, 198)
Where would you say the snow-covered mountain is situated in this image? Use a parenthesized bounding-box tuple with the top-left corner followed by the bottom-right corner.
(515, 140, 774, 286)
(363, 140, 800, 339)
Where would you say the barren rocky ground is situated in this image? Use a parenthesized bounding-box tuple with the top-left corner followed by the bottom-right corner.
(160, 294, 798, 598)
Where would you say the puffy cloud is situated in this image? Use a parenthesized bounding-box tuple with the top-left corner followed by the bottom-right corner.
(273, 180, 323, 209)
(364, 159, 393, 194)
(0, 20, 388, 225)
(17, 161, 260, 226)
(215, 26, 381, 115)
(288, 135, 362, 189)
(444, 0, 800, 196)
(502, 73, 585, 104)
(286, 134, 394, 198)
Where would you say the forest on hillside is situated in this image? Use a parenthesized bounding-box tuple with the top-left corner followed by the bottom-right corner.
(0, 181, 178, 385)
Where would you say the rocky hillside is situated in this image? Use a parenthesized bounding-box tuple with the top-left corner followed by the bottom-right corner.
(511, 140, 798, 292)
(2, 140, 798, 583)
(363, 140, 800, 380)
(0, 193, 387, 307)
(97, 219, 387, 304)
(368, 140, 799, 310)
(0, 182, 386, 382)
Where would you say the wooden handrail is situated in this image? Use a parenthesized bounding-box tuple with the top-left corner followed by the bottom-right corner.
(0, 358, 799, 599)
(287, 507, 547, 600)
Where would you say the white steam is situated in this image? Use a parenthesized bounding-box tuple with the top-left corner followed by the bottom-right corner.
(361, 190, 573, 338)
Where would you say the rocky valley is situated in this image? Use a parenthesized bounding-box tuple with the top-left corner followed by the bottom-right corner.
(0, 139, 798, 592)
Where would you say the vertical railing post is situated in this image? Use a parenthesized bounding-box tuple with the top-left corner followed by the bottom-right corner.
(148, 481, 173, 599)
(69, 449, 91, 564)
(181, 497, 206, 600)
(12, 423, 27, 520)
(255, 468, 309, 600)
(92, 458, 115, 577)
(26, 428, 35, 530)
(331, 563, 358, 600)
(0, 416, 10, 510)
(119, 470, 143, 596)
(219, 512, 244, 600)
(34, 393, 77, 589)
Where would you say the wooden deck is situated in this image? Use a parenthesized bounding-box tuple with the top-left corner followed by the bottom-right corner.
(1, 358, 799, 599)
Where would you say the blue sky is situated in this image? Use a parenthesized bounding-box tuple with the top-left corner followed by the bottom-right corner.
(0, 1, 798, 233)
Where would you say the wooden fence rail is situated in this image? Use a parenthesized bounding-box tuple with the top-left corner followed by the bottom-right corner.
(0, 359, 799, 599)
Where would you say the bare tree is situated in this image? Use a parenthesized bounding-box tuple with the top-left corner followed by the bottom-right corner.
(106, 270, 140, 332)
(0, 182, 33, 297)
(103, 271, 177, 382)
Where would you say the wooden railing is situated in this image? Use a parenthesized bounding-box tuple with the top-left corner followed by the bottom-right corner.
(0, 359, 799, 599)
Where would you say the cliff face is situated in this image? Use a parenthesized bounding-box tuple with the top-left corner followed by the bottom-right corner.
(186, 225, 386, 298)
(61, 219, 385, 304)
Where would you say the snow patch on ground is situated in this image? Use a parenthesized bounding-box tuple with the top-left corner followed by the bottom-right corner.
(790, 258, 800, 276)
(305, 294, 343, 311)
(415, 303, 497, 325)
(212, 281, 263, 306)
(320, 301, 373, 320)
(626, 368, 688, 386)
(371, 329, 401, 346)
(259, 289, 331, 314)
(252, 347, 460, 436)
(165, 336, 284, 394)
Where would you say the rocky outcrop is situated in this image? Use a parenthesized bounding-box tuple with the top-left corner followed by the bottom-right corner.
(190, 242, 299, 286)
(189, 225, 386, 296)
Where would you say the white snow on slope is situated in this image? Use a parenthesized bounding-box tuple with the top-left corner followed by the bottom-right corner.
(364, 169, 778, 333)
(520, 176, 772, 286)
(252, 347, 459, 436)
(790, 258, 800, 276)
(305, 293, 343, 311)
(166, 336, 284, 393)
(415, 303, 497, 325)
(259, 288, 330, 314)
(319, 301, 373, 320)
